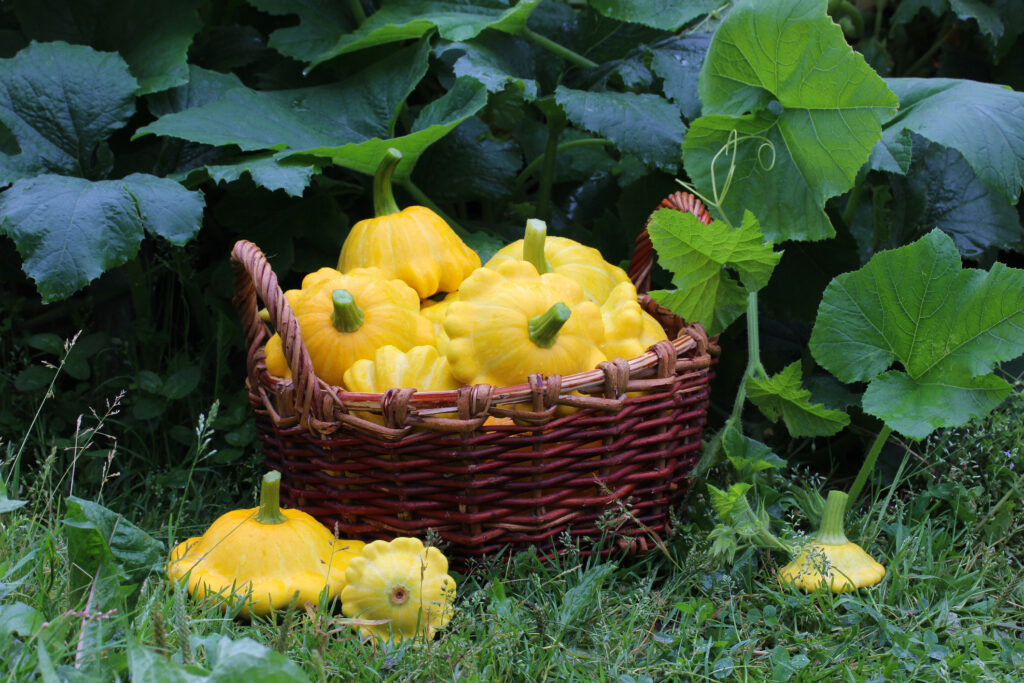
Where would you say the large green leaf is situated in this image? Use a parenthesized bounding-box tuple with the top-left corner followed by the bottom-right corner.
(649, 34, 711, 122)
(554, 86, 687, 171)
(309, 0, 542, 67)
(244, 0, 356, 63)
(809, 229, 1024, 439)
(146, 65, 245, 117)
(587, 0, 722, 30)
(413, 117, 522, 200)
(747, 362, 850, 437)
(437, 34, 540, 99)
(0, 41, 137, 183)
(12, 0, 202, 94)
(136, 39, 432, 152)
(882, 78, 1024, 203)
(684, 0, 898, 242)
(647, 209, 781, 335)
(0, 174, 205, 302)
(177, 153, 323, 197)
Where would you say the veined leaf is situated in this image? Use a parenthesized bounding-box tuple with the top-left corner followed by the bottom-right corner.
(684, 0, 898, 242)
(309, 0, 542, 68)
(0, 174, 205, 302)
(721, 426, 787, 479)
(747, 362, 850, 438)
(883, 78, 1024, 203)
(437, 34, 540, 100)
(587, 0, 723, 30)
(649, 33, 711, 122)
(0, 41, 137, 183)
(176, 153, 324, 197)
(810, 229, 1024, 439)
(648, 210, 781, 335)
(554, 86, 687, 172)
(245, 0, 356, 63)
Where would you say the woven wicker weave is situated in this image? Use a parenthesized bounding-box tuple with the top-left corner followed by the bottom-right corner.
(230, 191, 718, 565)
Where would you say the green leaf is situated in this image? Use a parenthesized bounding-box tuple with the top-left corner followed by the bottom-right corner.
(649, 34, 711, 122)
(0, 602, 43, 637)
(137, 38, 432, 151)
(587, 0, 722, 30)
(0, 174, 205, 302)
(949, 0, 1004, 40)
(554, 86, 686, 171)
(176, 153, 322, 197)
(0, 480, 27, 515)
(809, 229, 1024, 439)
(708, 482, 753, 520)
(647, 210, 781, 335)
(883, 78, 1024, 203)
(206, 636, 312, 682)
(437, 34, 540, 99)
(146, 65, 245, 117)
(162, 365, 201, 400)
(0, 41, 137, 183)
(685, 0, 898, 242)
(12, 0, 202, 94)
(244, 0, 356, 63)
(413, 118, 522, 200)
(310, 0, 542, 67)
(721, 426, 787, 479)
(747, 362, 850, 438)
(128, 643, 207, 681)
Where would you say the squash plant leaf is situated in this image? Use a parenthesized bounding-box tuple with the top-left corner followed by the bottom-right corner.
(0, 174, 205, 302)
(176, 153, 324, 198)
(683, 0, 898, 242)
(11, 0, 202, 94)
(647, 209, 781, 335)
(882, 78, 1024, 203)
(436, 34, 541, 100)
(649, 33, 711, 122)
(555, 86, 687, 172)
(308, 0, 542, 69)
(810, 229, 1024, 440)
(747, 362, 850, 438)
(244, 0, 356, 63)
(587, 0, 723, 31)
(722, 426, 787, 479)
(0, 41, 137, 184)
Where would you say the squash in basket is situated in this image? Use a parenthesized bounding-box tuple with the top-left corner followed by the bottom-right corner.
(599, 281, 668, 360)
(343, 345, 461, 424)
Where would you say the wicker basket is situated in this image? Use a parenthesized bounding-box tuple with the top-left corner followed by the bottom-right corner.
(230, 191, 719, 565)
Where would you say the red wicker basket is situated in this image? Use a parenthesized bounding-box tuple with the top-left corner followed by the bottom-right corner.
(230, 191, 718, 566)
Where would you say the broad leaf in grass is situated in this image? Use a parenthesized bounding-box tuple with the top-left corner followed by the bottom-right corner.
(176, 153, 324, 197)
(0, 41, 137, 183)
(588, 0, 723, 30)
(12, 0, 202, 94)
(309, 0, 542, 68)
(554, 86, 687, 172)
(244, 0, 356, 63)
(721, 426, 787, 479)
(649, 33, 711, 122)
(0, 481, 27, 514)
(810, 229, 1024, 440)
(136, 38, 432, 151)
(647, 210, 781, 335)
(684, 0, 898, 242)
(747, 362, 850, 438)
(0, 174, 205, 302)
(882, 78, 1024, 203)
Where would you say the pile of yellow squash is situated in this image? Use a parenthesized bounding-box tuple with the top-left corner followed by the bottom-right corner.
(263, 148, 669, 400)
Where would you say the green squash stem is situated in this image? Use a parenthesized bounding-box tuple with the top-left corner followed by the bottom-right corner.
(331, 289, 365, 333)
(814, 490, 850, 545)
(256, 471, 287, 525)
(528, 302, 571, 348)
(372, 148, 402, 217)
(523, 219, 553, 274)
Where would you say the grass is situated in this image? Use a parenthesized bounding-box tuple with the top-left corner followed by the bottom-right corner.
(1, 380, 1022, 682)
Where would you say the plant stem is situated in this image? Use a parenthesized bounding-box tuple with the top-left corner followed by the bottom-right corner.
(330, 289, 364, 333)
(257, 471, 288, 525)
(536, 114, 565, 221)
(845, 425, 893, 511)
(816, 490, 850, 545)
(523, 219, 552, 274)
(372, 148, 402, 216)
(841, 181, 864, 230)
(520, 27, 598, 69)
(528, 303, 571, 348)
(904, 22, 954, 77)
(728, 291, 765, 424)
(348, 0, 366, 25)
(516, 138, 613, 188)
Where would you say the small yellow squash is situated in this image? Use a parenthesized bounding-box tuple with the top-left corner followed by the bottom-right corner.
(341, 537, 456, 642)
(599, 281, 668, 360)
(167, 471, 365, 618)
(338, 148, 480, 299)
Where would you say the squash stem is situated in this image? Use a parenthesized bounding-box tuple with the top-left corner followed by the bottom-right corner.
(815, 490, 850, 546)
(845, 425, 893, 512)
(520, 27, 598, 69)
(256, 471, 287, 525)
(331, 289, 365, 333)
(528, 302, 571, 348)
(372, 148, 402, 217)
(523, 219, 552, 274)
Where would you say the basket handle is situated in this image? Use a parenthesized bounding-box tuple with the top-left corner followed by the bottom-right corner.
(231, 239, 324, 425)
(627, 191, 712, 294)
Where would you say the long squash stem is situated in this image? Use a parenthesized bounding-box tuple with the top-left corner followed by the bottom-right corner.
(523, 219, 552, 274)
(372, 148, 402, 217)
(256, 471, 288, 525)
(347, 0, 366, 24)
(728, 291, 766, 424)
(529, 302, 571, 348)
(536, 113, 565, 221)
(816, 490, 850, 545)
(520, 27, 598, 69)
(331, 289, 365, 333)
(845, 425, 894, 512)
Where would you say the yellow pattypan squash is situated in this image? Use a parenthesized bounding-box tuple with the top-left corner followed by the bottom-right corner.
(779, 491, 886, 593)
(343, 345, 460, 423)
(484, 219, 630, 304)
(341, 537, 456, 642)
(443, 259, 607, 387)
(599, 281, 668, 360)
(339, 148, 480, 299)
(277, 267, 433, 387)
(167, 471, 365, 618)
